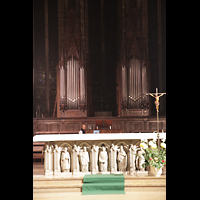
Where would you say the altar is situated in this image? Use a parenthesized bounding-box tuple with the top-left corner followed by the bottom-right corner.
(33, 133, 166, 176)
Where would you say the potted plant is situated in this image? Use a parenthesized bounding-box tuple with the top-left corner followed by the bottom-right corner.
(138, 139, 166, 176)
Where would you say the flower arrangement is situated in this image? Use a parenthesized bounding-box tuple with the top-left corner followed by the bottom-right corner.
(139, 139, 166, 169)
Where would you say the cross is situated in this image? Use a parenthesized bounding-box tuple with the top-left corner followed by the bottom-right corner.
(147, 88, 166, 113)
(147, 88, 166, 149)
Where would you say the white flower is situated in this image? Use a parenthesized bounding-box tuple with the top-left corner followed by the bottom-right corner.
(149, 140, 154, 146)
(140, 142, 148, 149)
(160, 143, 166, 148)
(161, 138, 166, 142)
(140, 143, 144, 148)
(143, 143, 148, 149)
(153, 137, 157, 142)
(151, 143, 157, 149)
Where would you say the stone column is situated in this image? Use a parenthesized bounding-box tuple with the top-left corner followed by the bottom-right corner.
(109, 144, 117, 173)
(90, 145, 99, 174)
(53, 144, 61, 175)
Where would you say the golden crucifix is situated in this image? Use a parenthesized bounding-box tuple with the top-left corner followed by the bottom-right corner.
(148, 88, 166, 112)
(147, 88, 166, 150)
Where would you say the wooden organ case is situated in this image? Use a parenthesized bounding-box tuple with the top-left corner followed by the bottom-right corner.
(56, 0, 88, 117)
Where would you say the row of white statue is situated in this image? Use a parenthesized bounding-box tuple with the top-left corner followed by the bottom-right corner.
(44, 143, 146, 175)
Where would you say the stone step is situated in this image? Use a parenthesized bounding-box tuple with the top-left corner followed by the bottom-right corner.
(125, 175, 166, 191)
(33, 176, 83, 193)
(33, 175, 166, 193)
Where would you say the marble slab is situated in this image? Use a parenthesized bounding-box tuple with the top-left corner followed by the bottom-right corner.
(33, 133, 166, 142)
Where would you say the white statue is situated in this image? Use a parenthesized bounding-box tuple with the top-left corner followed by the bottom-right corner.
(54, 144, 61, 174)
(99, 146, 108, 172)
(71, 144, 80, 173)
(128, 144, 138, 174)
(90, 145, 99, 173)
(117, 146, 127, 172)
(136, 148, 145, 171)
(44, 145, 53, 175)
(80, 147, 89, 172)
(109, 144, 118, 173)
(61, 147, 70, 172)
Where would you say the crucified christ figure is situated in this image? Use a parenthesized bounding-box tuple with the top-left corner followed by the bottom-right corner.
(149, 93, 166, 112)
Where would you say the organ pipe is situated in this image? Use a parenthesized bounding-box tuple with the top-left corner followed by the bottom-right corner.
(60, 66, 65, 104)
(122, 66, 127, 103)
(60, 55, 85, 111)
(127, 55, 143, 108)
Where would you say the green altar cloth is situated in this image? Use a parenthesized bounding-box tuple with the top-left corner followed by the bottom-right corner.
(82, 174, 125, 195)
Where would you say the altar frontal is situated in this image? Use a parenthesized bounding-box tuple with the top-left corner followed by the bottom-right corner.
(33, 133, 166, 176)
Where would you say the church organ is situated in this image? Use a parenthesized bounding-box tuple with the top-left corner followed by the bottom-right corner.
(117, 0, 149, 116)
(33, 0, 166, 119)
(56, 0, 150, 118)
(57, 0, 88, 117)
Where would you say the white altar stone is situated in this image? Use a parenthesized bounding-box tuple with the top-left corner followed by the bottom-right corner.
(34, 133, 166, 176)
(33, 133, 166, 142)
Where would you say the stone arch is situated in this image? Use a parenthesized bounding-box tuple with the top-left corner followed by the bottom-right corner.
(97, 141, 110, 147)
(56, 142, 72, 173)
(59, 142, 72, 149)
(134, 140, 141, 146)
(116, 141, 128, 149)
(78, 141, 91, 148)
(116, 143, 129, 158)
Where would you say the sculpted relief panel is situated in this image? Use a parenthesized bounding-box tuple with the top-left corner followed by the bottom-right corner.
(44, 140, 148, 176)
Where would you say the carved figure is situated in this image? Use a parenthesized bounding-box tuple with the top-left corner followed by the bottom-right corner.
(90, 145, 99, 173)
(72, 144, 80, 173)
(99, 146, 108, 172)
(61, 147, 70, 172)
(136, 148, 145, 171)
(44, 145, 53, 174)
(117, 146, 127, 172)
(128, 144, 138, 174)
(80, 146, 89, 172)
(54, 144, 61, 173)
(109, 144, 118, 173)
